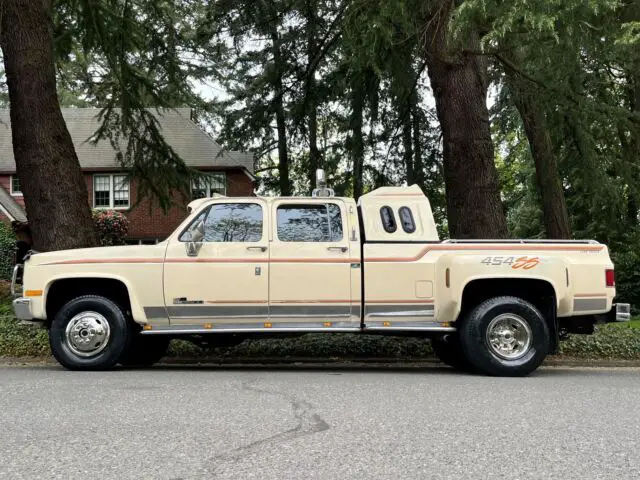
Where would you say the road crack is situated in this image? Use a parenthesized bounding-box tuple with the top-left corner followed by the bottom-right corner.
(179, 378, 330, 479)
(214, 379, 330, 462)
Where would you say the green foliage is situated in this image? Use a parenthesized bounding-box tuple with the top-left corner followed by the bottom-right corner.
(0, 302, 50, 357)
(51, 0, 218, 210)
(0, 223, 16, 281)
(92, 210, 129, 246)
(559, 323, 640, 359)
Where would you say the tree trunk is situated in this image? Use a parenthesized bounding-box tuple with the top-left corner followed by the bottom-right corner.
(270, 28, 291, 196)
(622, 2, 640, 226)
(411, 99, 425, 190)
(505, 69, 571, 239)
(350, 75, 366, 199)
(305, 0, 321, 190)
(0, 0, 98, 251)
(308, 103, 320, 189)
(423, 3, 508, 239)
(402, 111, 414, 185)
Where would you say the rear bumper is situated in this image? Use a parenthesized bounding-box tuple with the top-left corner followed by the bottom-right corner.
(599, 303, 631, 323)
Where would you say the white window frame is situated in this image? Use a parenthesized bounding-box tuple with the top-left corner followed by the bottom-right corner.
(191, 172, 227, 199)
(10, 175, 22, 196)
(93, 174, 130, 210)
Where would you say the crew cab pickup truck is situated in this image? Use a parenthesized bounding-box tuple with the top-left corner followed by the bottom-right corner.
(12, 170, 630, 376)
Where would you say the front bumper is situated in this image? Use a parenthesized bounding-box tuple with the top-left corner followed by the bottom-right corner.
(12, 297, 33, 321)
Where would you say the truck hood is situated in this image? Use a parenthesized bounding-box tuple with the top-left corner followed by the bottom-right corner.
(26, 243, 167, 267)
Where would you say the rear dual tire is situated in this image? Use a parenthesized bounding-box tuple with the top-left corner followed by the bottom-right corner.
(437, 296, 550, 377)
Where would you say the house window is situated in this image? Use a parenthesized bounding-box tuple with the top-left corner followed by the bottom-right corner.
(93, 174, 130, 209)
(10, 176, 21, 196)
(276, 204, 343, 242)
(191, 173, 226, 199)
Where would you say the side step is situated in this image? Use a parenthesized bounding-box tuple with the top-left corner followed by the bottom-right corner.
(140, 321, 456, 335)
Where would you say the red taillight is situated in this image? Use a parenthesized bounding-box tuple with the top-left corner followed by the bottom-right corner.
(606, 269, 615, 287)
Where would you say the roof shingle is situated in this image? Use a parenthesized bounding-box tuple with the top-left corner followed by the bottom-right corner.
(0, 187, 27, 222)
(0, 107, 254, 174)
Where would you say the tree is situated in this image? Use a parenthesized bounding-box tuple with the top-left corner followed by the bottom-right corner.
(503, 56, 571, 239)
(0, 0, 98, 251)
(421, 1, 508, 239)
(1, 0, 225, 251)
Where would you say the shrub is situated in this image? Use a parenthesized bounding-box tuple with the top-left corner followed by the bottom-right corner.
(0, 222, 16, 280)
(92, 210, 129, 246)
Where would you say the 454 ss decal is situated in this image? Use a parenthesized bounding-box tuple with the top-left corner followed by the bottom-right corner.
(481, 256, 540, 270)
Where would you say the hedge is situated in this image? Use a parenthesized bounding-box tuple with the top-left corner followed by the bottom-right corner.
(0, 223, 16, 281)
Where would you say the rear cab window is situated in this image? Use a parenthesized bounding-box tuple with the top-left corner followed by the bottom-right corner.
(398, 207, 416, 234)
(276, 203, 343, 242)
(380, 206, 397, 233)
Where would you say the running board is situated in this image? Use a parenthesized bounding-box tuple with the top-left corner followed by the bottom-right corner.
(140, 322, 456, 335)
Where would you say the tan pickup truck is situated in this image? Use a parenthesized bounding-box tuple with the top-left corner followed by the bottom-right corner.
(12, 170, 630, 376)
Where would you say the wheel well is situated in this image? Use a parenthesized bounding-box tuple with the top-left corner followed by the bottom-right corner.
(460, 278, 559, 352)
(45, 278, 132, 326)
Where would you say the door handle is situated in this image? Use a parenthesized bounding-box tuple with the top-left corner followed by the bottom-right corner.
(247, 246, 267, 252)
(327, 246, 348, 253)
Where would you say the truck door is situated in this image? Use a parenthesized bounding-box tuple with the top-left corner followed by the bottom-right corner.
(163, 200, 269, 327)
(268, 199, 359, 330)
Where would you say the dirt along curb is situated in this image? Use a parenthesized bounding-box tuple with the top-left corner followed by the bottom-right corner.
(2, 355, 640, 369)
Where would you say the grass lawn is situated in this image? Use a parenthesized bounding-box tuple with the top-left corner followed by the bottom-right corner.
(609, 319, 640, 329)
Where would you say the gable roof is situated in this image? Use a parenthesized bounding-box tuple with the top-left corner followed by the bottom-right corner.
(0, 107, 254, 175)
(0, 186, 27, 223)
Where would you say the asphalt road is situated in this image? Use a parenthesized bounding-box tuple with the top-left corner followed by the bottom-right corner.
(1, 364, 639, 480)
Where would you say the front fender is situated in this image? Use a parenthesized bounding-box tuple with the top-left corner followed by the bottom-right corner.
(41, 273, 146, 323)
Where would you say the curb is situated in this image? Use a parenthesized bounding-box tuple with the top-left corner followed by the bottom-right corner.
(2, 355, 640, 368)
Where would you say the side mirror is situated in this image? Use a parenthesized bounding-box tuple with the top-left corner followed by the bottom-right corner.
(185, 220, 205, 257)
(191, 219, 205, 243)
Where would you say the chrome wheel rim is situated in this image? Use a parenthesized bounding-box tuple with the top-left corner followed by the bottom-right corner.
(486, 313, 532, 360)
(65, 311, 111, 358)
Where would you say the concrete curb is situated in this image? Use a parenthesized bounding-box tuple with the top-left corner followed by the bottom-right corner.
(2, 355, 640, 368)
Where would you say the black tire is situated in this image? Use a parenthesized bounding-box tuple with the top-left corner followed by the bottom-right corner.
(119, 335, 170, 368)
(458, 296, 550, 377)
(432, 334, 475, 372)
(49, 295, 132, 371)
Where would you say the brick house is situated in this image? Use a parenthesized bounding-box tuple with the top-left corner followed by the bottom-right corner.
(0, 108, 255, 244)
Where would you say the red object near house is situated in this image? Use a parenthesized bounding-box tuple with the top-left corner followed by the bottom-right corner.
(0, 108, 255, 244)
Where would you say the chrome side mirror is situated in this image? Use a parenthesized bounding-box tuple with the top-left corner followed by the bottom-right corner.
(185, 219, 205, 257)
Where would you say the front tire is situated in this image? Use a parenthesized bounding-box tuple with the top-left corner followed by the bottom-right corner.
(458, 296, 550, 377)
(49, 295, 132, 371)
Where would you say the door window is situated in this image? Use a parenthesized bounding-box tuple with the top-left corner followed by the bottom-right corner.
(276, 204, 343, 242)
(180, 203, 263, 242)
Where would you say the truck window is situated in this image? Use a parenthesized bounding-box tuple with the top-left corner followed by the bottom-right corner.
(180, 203, 263, 242)
(277, 204, 343, 242)
(380, 206, 397, 233)
(399, 207, 416, 233)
